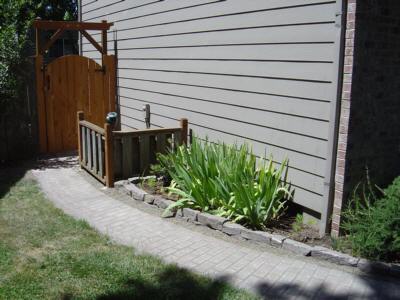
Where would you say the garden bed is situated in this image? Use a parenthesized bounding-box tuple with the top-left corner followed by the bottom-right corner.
(137, 176, 335, 250)
(118, 137, 399, 277)
(115, 179, 400, 279)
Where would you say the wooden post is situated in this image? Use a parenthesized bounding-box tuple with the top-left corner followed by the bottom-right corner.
(101, 20, 108, 54)
(104, 123, 114, 187)
(180, 118, 188, 145)
(35, 55, 47, 153)
(35, 27, 40, 56)
(77, 111, 84, 163)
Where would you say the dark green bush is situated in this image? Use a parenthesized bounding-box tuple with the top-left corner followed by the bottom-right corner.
(341, 176, 400, 261)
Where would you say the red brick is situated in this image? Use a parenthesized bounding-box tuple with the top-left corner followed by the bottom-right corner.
(342, 83, 352, 92)
(342, 91, 351, 100)
(347, 12, 355, 22)
(337, 150, 346, 159)
(345, 48, 354, 56)
(347, 21, 355, 30)
(346, 29, 355, 39)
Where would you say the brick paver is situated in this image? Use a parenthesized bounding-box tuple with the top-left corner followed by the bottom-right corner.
(33, 167, 400, 299)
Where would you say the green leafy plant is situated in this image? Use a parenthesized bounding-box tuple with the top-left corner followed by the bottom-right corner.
(158, 137, 293, 229)
(150, 163, 171, 186)
(292, 214, 304, 233)
(341, 175, 400, 261)
(140, 177, 157, 190)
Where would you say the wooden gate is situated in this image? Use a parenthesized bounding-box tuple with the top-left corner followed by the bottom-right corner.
(34, 20, 115, 153)
(36, 55, 115, 153)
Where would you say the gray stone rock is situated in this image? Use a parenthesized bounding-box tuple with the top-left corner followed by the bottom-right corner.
(222, 222, 245, 236)
(241, 229, 272, 243)
(182, 208, 199, 222)
(114, 181, 131, 196)
(175, 208, 184, 218)
(128, 177, 141, 184)
(271, 234, 286, 247)
(311, 246, 359, 267)
(161, 209, 175, 218)
(114, 180, 129, 188)
(154, 197, 174, 209)
(143, 194, 155, 204)
(123, 184, 147, 201)
(282, 239, 312, 256)
(197, 212, 227, 230)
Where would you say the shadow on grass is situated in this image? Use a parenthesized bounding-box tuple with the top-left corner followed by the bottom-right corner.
(94, 266, 399, 300)
(96, 267, 234, 300)
(0, 153, 78, 199)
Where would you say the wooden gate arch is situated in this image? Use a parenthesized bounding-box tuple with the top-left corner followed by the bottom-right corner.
(34, 20, 116, 153)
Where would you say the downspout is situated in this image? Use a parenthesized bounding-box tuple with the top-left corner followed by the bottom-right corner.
(320, 0, 347, 236)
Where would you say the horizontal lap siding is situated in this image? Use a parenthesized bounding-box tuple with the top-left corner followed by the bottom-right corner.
(82, 0, 341, 214)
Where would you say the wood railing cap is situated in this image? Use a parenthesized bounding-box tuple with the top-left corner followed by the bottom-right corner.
(113, 127, 182, 137)
(79, 120, 105, 135)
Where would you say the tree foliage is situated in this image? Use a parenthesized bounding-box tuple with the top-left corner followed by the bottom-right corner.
(0, 0, 77, 113)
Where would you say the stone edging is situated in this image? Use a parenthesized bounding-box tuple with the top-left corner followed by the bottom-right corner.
(115, 180, 400, 278)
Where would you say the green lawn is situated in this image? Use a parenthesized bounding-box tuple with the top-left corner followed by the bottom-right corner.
(0, 173, 257, 300)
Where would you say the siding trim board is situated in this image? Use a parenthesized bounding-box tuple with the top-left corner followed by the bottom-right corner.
(82, 0, 346, 231)
(320, 0, 346, 235)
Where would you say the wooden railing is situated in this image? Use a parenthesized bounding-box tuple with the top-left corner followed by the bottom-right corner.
(77, 111, 188, 188)
(77, 111, 114, 187)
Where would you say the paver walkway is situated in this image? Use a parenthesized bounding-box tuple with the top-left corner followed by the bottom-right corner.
(33, 165, 400, 299)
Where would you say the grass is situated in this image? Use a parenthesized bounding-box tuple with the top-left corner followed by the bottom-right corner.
(0, 173, 258, 300)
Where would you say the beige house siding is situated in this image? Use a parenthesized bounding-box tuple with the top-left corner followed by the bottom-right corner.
(81, 0, 345, 230)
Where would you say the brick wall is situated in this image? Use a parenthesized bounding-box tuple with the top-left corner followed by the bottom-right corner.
(331, 0, 400, 236)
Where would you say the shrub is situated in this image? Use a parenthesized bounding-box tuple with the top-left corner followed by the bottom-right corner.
(157, 137, 293, 229)
(341, 176, 400, 261)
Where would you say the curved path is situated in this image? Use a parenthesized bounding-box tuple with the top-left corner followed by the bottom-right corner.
(33, 164, 399, 299)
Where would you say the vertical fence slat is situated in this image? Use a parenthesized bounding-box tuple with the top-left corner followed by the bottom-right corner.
(113, 138, 122, 179)
(140, 135, 150, 175)
(174, 131, 182, 151)
(166, 134, 172, 152)
(86, 128, 92, 170)
(105, 123, 114, 187)
(180, 118, 188, 145)
(149, 135, 157, 165)
(77, 112, 84, 162)
(122, 136, 133, 178)
(92, 130, 98, 173)
(132, 137, 141, 176)
(81, 126, 86, 164)
(156, 134, 167, 155)
(98, 134, 104, 178)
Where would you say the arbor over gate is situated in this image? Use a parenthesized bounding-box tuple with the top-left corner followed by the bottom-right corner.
(34, 20, 116, 153)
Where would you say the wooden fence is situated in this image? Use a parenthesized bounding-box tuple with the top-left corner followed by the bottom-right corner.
(77, 111, 188, 187)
